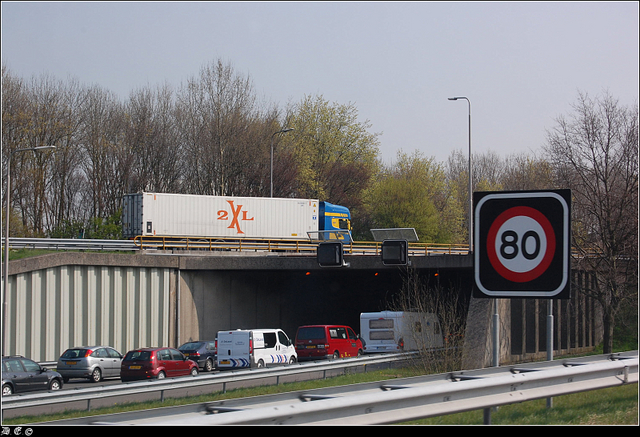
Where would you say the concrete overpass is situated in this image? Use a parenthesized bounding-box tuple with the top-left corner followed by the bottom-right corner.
(2, 251, 601, 368)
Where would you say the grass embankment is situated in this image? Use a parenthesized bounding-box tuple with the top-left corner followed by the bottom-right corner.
(2, 366, 637, 426)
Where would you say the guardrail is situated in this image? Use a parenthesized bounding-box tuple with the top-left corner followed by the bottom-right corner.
(3, 236, 470, 256)
(134, 236, 469, 256)
(1, 352, 414, 416)
(5, 237, 605, 259)
(196, 354, 638, 426)
(21, 351, 638, 425)
(3, 237, 137, 251)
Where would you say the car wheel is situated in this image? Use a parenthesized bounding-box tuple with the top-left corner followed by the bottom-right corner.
(333, 351, 340, 360)
(357, 349, 363, 357)
(90, 367, 102, 383)
(190, 367, 198, 377)
(257, 359, 265, 368)
(157, 371, 166, 380)
(49, 379, 62, 391)
(288, 356, 297, 365)
(204, 359, 213, 372)
(2, 384, 13, 396)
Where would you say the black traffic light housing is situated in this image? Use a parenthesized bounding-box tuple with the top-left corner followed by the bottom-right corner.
(317, 242, 347, 267)
(381, 239, 409, 266)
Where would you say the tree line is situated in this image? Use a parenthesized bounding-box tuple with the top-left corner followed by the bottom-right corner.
(2, 59, 563, 243)
(2, 60, 637, 353)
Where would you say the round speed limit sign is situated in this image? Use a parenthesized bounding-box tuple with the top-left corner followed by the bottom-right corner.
(474, 191, 570, 299)
(487, 206, 555, 283)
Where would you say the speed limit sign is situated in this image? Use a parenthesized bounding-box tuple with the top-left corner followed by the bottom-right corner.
(474, 190, 571, 299)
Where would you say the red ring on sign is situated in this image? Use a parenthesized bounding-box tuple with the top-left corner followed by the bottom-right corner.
(486, 206, 556, 283)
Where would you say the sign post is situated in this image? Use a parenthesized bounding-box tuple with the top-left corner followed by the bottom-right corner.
(473, 189, 571, 414)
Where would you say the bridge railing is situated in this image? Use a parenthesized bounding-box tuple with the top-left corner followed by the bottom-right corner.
(5, 237, 603, 259)
(131, 236, 471, 256)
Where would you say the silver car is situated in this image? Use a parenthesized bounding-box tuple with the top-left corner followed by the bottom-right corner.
(57, 346, 123, 383)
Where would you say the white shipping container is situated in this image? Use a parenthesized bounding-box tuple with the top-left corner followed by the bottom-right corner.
(123, 192, 320, 239)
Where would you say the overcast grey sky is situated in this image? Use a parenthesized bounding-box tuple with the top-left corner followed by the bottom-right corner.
(2, 1, 638, 164)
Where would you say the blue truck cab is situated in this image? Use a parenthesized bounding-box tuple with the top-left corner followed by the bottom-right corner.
(319, 201, 352, 242)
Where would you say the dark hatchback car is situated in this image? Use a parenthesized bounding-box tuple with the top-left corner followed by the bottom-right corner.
(2, 356, 64, 396)
(178, 341, 217, 372)
(120, 347, 199, 382)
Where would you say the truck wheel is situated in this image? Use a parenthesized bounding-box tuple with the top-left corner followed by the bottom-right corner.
(332, 351, 340, 360)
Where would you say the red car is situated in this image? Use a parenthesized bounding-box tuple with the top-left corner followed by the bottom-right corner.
(120, 347, 198, 381)
(295, 325, 364, 361)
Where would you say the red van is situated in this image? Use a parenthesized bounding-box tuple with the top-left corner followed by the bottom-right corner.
(295, 325, 363, 361)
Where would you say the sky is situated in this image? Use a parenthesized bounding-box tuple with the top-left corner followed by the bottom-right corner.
(2, 1, 638, 165)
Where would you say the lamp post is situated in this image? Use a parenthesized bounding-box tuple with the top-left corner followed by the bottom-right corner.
(270, 128, 294, 197)
(447, 96, 472, 252)
(448, 97, 498, 380)
(3, 145, 56, 355)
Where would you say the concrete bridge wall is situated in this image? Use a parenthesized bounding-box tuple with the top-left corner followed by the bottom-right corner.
(2, 252, 600, 367)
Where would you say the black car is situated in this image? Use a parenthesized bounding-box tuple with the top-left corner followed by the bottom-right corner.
(2, 356, 64, 396)
(178, 340, 217, 372)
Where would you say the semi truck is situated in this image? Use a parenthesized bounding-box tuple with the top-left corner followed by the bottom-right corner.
(360, 311, 443, 353)
(122, 192, 351, 242)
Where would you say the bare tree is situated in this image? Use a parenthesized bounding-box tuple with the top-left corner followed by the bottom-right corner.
(2, 69, 72, 236)
(501, 152, 555, 191)
(46, 76, 87, 230)
(176, 59, 262, 196)
(2, 66, 31, 236)
(78, 84, 126, 220)
(390, 268, 467, 374)
(124, 83, 183, 194)
(545, 90, 638, 353)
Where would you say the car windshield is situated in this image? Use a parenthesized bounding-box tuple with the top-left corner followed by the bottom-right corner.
(297, 327, 326, 340)
(179, 342, 203, 351)
(61, 349, 89, 358)
(124, 351, 151, 361)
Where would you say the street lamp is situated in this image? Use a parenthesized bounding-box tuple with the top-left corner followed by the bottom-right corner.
(449, 97, 499, 372)
(448, 96, 472, 252)
(270, 128, 294, 197)
(3, 145, 56, 355)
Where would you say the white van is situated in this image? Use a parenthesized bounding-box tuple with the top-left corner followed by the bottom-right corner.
(216, 329, 297, 369)
(360, 311, 443, 353)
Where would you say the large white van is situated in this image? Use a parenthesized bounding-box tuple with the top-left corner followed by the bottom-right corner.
(216, 329, 297, 369)
(360, 311, 443, 353)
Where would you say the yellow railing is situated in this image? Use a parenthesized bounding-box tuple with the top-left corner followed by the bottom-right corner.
(133, 236, 471, 256)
